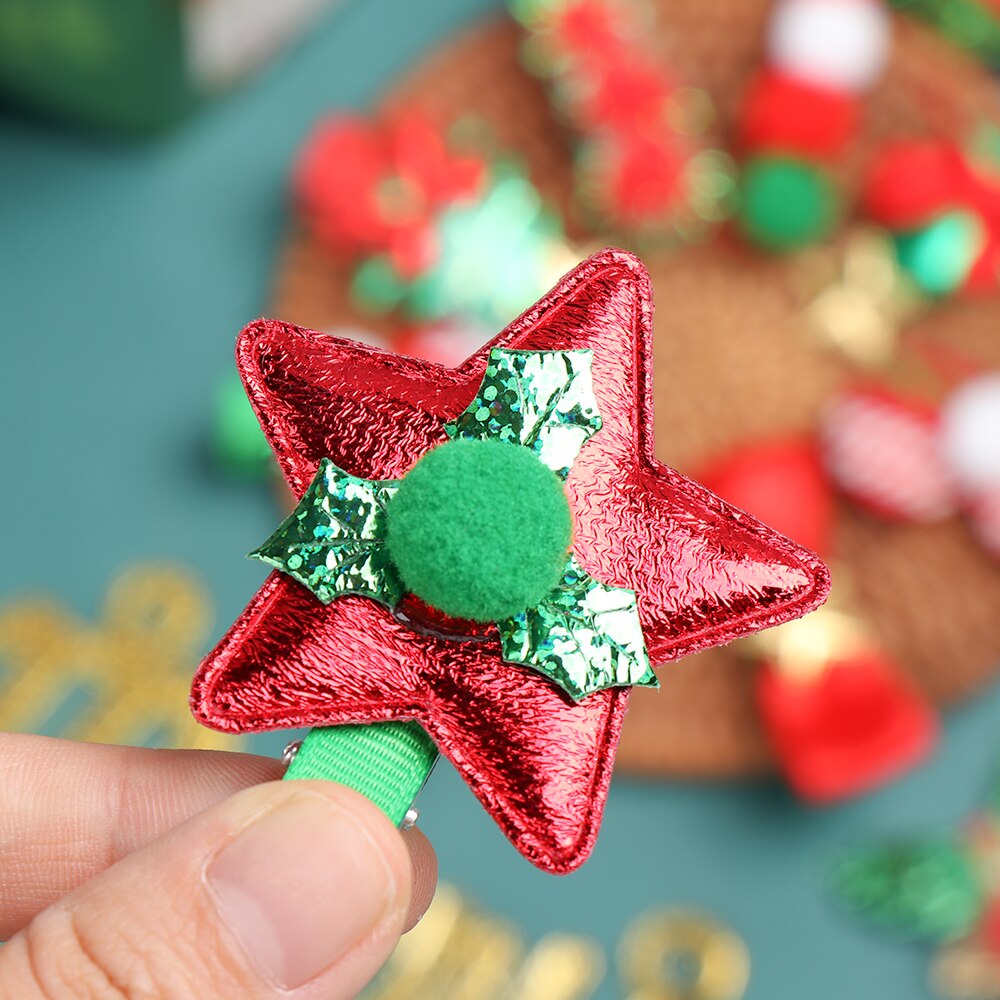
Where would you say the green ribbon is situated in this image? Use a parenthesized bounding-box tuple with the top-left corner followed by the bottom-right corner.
(284, 721, 439, 826)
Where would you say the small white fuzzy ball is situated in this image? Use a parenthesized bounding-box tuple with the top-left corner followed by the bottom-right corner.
(768, 0, 892, 94)
(940, 373, 1000, 493)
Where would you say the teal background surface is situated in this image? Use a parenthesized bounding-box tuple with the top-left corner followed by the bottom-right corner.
(2, 2, 1000, 997)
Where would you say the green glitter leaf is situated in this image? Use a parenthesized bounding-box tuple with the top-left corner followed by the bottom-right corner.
(498, 556, 658, 701)
(250, 459, 404, 607)
(829, 839, 983, 942)
(445, 348, 603, 478)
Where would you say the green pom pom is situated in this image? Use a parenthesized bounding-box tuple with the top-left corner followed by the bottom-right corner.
(385, 438, 571, 621)
(737, 156, 838, 251)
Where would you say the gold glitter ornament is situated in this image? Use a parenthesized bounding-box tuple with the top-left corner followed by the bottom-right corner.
(362, 883, 604, 1000)
(619, 909, 751, 1000)
(0, 564, 239, 750)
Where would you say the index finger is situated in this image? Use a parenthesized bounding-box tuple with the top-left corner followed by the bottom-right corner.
(0, 733, 284, 939)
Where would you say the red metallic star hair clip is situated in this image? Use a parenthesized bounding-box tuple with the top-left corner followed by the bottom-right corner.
(190, 249, 829, 873)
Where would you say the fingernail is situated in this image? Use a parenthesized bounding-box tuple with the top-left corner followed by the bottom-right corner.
(206, 793, 399, 990)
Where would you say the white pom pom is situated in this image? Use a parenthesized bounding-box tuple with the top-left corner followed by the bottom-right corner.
(768, 0, 892, 94)
(940, 374, 1000, 494)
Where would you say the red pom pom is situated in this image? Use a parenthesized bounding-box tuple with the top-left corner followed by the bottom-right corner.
(863, 140, 967, 229)
(696, 436, 833, 554)
(821, 386, 959, 522)
(739, 70, 858, 159)
(757, 653, 938, 803)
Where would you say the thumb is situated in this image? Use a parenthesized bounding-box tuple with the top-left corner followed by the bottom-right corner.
(0, 780, 412, 1000)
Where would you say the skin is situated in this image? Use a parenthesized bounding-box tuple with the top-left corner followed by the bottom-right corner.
(0, 733, 438, 999)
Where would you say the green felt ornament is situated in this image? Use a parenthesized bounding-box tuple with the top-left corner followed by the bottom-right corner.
(737, 156, 838, 252)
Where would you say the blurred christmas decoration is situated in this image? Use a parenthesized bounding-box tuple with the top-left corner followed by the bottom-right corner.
(619, 908, 751, 1000)
(863, 132, 1000, 295)
(831, 761, 1000, 998)
(700, 437, 937, 801)
(511, 0, 736, 243)
(822, 371, 1000, 560)
(212, 370, 275, 482)
(293, 110, 576, 331)
(797, 227, 925, 368)
(735, 0, 891, 251)
(271, 0, 1000, 785)
(0, 0, 342, 131)
(362, 883, 605, 1000)
(0, 564, 240, 750)
(821, 385, 958, 522)
(750, 576, 937, 802)
(361, 886, 749, 1000)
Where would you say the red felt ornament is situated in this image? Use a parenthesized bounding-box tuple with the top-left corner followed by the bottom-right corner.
(591, 134, 689, 228)
(757, 651, 937, 803)
(190, 250, 830, 872)
(863, 138, 1000, 295)
(739, 71, 858, 159)
(863, 140, 966, 229)
(577, 60, 676, 134)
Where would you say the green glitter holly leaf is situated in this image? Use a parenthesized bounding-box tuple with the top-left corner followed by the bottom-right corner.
(445, 348, 603, 478)
(498, 556, 658, 701)
(250, 459, 404, 607)
(829, 839, 983, 942)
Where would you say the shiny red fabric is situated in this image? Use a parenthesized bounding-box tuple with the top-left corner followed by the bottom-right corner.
(190, 249, 829, 872)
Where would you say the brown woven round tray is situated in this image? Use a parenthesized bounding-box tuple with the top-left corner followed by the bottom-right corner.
(271, 0, 1000, 778)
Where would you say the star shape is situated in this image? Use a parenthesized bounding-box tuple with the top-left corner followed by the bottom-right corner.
(191, 249, 829, 872)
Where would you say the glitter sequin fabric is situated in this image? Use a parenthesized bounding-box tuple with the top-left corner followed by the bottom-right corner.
(499, 555, 658, 700)
(251, 459, 403, 606)
(446, 348, 603, 478)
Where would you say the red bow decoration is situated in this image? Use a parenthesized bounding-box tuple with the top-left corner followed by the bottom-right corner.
(190, 250, 829, 872)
